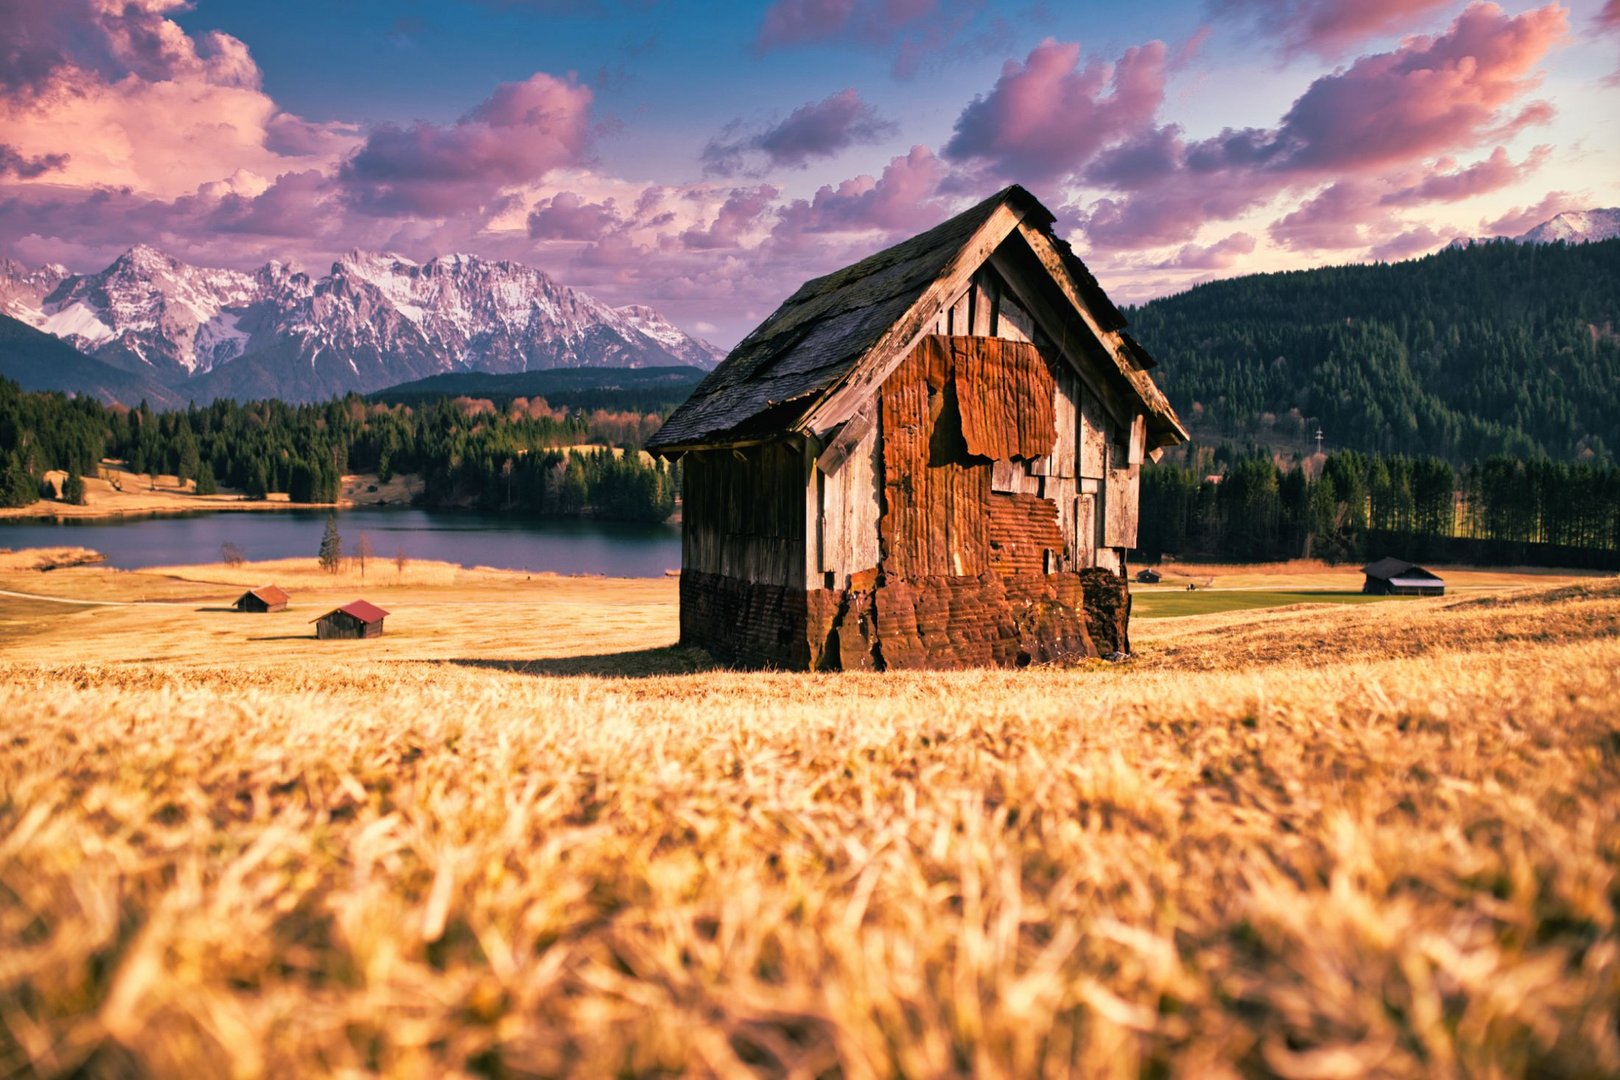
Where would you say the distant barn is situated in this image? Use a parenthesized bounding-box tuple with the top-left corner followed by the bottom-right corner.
(647, 185, 1187, 670)
(312, 600, 389, 639)
(1362, 557, 1446, 596)
(233, 585, 289, 613)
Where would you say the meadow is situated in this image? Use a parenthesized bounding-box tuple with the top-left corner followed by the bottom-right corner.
(1, 555, 1618, 1076)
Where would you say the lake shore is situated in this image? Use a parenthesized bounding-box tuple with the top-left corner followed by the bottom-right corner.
(0, 465, 419, 522)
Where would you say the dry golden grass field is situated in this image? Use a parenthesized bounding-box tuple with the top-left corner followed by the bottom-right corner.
(2, 553, 1619, 1077)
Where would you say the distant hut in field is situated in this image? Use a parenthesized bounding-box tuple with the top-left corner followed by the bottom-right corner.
(1136, 568, 1162, 584)
(1361, 557, 1445, 596)
(312, 600, 389, 639)
(646, 185, 1187, 670)
(233, 585, 289, 613)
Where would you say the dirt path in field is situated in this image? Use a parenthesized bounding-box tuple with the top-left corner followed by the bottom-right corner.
(0, 588, 189, 607)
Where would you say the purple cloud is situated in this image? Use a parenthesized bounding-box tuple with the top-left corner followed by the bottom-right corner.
(943, 38, 1168, 183)
(1213, 0, 1456, 58)
(527, 192, 622, 240)
(339, 73, 594, 216)
(0, 144, 68, 179)
(702, 89, 897, 175)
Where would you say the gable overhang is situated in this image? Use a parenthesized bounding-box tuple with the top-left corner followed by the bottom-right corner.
(788, 206, 1187, 452)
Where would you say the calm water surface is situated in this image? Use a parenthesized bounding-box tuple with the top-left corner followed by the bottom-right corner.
(0, 508, 681, 578)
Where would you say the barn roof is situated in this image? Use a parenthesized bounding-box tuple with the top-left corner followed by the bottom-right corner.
(1362, 557, 1443, 582)
(311, 599, 389, 624)
(647, 185, 1184, 453)
(241, 585, 289, 605)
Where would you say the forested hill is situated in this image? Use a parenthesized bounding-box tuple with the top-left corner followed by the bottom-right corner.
(1126, 238, 1620, 463)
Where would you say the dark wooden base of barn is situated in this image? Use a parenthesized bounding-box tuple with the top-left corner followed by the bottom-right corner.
(680, 568, 1129, 670)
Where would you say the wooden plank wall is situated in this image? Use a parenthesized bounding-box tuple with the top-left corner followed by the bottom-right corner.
(813, 422, 881, 586)
(682, 442, 806, 589)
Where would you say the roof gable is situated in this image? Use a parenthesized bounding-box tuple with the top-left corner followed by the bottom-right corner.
(648, 186, 1185, 453)
(311, 600, 389, 624)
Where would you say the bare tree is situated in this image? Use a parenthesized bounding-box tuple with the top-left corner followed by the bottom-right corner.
(221, 542, 246, 568)
(394, 547, 409, 579)
(356, 533, 373, 579)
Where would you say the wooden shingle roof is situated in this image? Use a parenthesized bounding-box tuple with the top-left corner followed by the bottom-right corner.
(649, 185, 1178, 453)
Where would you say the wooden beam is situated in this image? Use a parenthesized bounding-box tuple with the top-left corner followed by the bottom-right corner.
(815, 401, 875, 476)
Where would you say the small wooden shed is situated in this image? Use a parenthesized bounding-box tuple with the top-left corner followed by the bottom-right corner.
(234, 585, 289, 613)
(1361, 558, 1445, 596)
(312, 600, 389, 639)
(647, 185, 1186, 669)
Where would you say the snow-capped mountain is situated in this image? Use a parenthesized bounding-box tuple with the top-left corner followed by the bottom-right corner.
(1449, 207, 1620, 250)
(0, 246, 724, 403)
(1516, 208, 1620, 246)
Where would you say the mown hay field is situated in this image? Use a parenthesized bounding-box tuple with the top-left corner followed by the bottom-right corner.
(2, 560, 1619, 1077)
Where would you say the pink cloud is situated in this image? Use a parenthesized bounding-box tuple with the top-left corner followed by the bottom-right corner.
(1156, 232, 1257, 270)
(1074, 3, 1566, 252)
(943, 38, 1168, 183)
(679, 185, 779, 250)
(1483, 191, 1587, 237)
(1380, 146, 1549, 206)
(1214, 0, 1456, 58)
(1265, 2, 1566, 174)
(0, 0, 359, 200)
(1367, 225, 1455, 262)
(339, 74, 594, 216)
(1268, 180, 1385, 250)
(772, 145, 952, 241)
(702, 89, 897, 176)
(527, 192, 622, 240)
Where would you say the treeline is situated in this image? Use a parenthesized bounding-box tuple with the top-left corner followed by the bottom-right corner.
(0, 379, 679, 522)
(1139, 446, 1620, 564)
(1128, 238, 1620, 462)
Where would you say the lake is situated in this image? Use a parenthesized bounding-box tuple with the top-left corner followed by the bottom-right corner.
(0, 508, 682, 578)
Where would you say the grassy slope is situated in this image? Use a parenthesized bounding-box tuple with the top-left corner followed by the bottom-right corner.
(1, 566, 1618, 1075)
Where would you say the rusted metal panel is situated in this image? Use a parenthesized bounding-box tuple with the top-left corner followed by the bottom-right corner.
(879, 336, 991, 579)
(953, 337, 1057, 462)
(987, 492, 1065, 578)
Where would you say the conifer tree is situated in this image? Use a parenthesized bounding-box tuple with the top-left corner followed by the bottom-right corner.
(318, 515, 343, 574)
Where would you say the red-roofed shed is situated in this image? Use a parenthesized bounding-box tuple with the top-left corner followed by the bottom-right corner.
(234, 585, 289, 613)
(312, 600, 390, 640)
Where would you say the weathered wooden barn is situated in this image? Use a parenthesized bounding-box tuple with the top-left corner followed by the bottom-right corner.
(312, 600, 389, 639)
(234, 585, 289, 613)
(647, 185, 1187, 670)
(1362, 557, 1445, 596)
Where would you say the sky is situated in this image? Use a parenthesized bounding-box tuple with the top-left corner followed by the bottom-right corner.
(1, 0, 1618, 347)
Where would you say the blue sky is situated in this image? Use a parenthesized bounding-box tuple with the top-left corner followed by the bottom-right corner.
(4, 0, 1618, 344)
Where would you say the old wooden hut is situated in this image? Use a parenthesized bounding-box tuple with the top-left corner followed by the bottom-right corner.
(1361, 557, 1445, 596)
(647, 185, 1187, 669)
(312, 600, 389, 639)
(234, 585, 289, 613)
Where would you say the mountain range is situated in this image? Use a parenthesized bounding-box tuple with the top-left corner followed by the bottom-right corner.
(2, 206, 1616, 414)
(0, 247, 723, 405)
